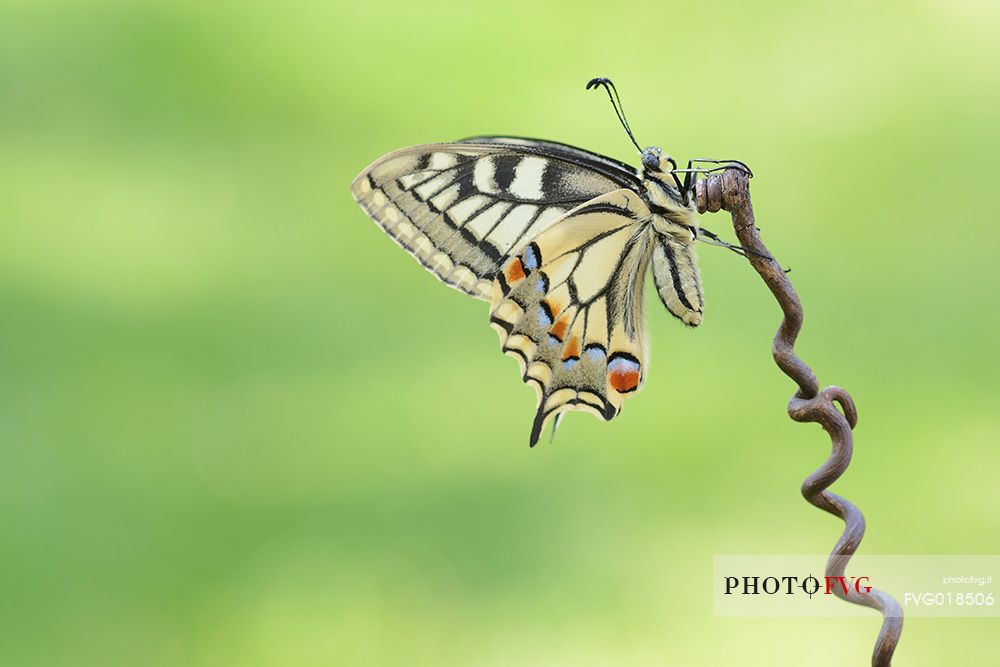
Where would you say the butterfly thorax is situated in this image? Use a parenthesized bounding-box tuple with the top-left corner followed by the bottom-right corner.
(639, 147, 699, 244)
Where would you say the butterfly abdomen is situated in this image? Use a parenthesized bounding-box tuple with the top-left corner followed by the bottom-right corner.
(651, 234, 704, 327)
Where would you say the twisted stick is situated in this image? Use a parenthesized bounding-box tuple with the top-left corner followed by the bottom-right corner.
(695, 169, 903, 666)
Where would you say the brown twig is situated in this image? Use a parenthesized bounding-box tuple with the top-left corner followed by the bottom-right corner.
(695, 170, 904, 666)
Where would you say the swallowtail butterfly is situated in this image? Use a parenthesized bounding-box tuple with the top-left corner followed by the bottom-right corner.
(352, 78, 752, 445)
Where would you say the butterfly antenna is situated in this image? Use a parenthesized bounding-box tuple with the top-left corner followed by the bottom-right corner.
(586, 77, 642, 154)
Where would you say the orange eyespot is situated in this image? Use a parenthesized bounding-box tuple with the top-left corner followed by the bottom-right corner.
(549, 316, 569, 342)
(608, 353, 641, 393)
(506, 258, 526, 283)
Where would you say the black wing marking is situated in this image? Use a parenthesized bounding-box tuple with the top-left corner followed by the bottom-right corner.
(459, 135, 642, 193)
(352, 142, 640, 300)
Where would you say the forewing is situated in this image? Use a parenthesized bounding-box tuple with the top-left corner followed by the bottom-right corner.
(459, 136, 642, 192)
(489, 189, 655, 445)
(352, 142, 637, 300)
(651, 235, 704, 326)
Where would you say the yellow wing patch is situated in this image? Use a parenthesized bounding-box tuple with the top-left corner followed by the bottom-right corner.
(489, 189, 655, 445)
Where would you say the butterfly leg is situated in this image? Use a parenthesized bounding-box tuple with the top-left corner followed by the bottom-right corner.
(677, 158, 754, 201)
(675, 166, 722, 206)
(697, 226, 776, 263)
(697, 226, 752, 257)
(687, 158, 753, 178)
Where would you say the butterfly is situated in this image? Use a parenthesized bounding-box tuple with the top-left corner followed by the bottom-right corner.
(351, 78, 752, 446)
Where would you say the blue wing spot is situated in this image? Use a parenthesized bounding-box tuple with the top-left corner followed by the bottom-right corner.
(608, 355, 640, 374)
(523, 243, 541, 271)
(585, 345, 607, 363)
(537, 302, 554, 327)
(563, 357, 579, 369)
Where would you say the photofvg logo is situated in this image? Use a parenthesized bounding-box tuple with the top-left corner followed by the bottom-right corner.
(713, 555, 1000, 617)
(723, 574, 872, 598)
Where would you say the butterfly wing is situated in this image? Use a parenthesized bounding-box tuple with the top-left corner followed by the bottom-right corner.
(351, 140, 640, 300)
(459, 136, 642, 190)
(489, 189, 655, 445)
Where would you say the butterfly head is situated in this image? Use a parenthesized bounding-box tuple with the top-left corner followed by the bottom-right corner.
(641, 146, 677, 178)
(640, 146, 693, 207)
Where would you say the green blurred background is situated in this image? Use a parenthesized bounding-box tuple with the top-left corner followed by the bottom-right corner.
(2, 0, 998, 664)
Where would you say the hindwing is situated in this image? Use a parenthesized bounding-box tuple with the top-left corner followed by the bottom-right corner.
(351, 140, 638, 300)
(489, 189, 656, 445)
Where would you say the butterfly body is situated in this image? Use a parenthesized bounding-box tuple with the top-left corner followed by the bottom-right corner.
(352, 133, 717, 445)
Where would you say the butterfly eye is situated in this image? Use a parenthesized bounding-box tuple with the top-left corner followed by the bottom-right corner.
(642, 150, 660, 171)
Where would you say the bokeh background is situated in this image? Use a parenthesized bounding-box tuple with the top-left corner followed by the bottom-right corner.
(2, 0, 998, 664)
